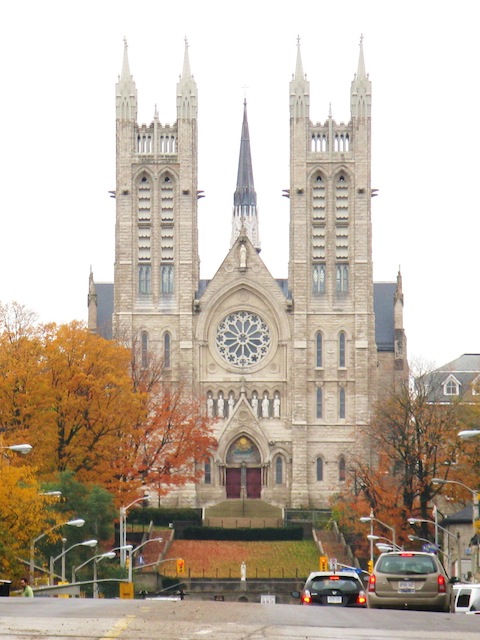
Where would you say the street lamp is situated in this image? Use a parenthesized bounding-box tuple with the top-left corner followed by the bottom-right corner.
(458, 430, 480, 440)
(408, 518, 461, 577)
(367, 534, 402, 551)
(29, 518, 86, 583)
(49, 539, 97, 585)
(119, 494, 149, 567)
(360, 509, 397, 564)
(72, 551, 116, 598)
(0, 443, 33, 455)
(408, 534, 442, 555)
(432, 477, 479, 523)
(432, 477, 479, 578)
(131, 537, 164, 573)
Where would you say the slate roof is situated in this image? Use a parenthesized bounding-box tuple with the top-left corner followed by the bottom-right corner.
(440, 504, 474, 526)
(94, 279, 396, 353)
(427, 354, 480, 402)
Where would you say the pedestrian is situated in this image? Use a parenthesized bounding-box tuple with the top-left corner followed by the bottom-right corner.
(20, 578, 34, 597)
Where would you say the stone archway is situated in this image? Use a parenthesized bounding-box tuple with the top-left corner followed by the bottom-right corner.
(225, 435, 262, 499)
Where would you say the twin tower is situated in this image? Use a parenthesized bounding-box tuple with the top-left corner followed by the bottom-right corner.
(88, 38, 406, 508)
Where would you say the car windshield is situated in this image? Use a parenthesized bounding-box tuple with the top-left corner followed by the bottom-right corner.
(309, 576, 359, 592)
(376, 555, 437, 575)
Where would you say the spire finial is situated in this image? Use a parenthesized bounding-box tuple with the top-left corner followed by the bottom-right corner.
(295, 35, 304, 80)
(182, 36, 192, 78)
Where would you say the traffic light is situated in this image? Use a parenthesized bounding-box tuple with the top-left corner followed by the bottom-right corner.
(176, 558, 185, 574)
(367, 559, 374, 574)
(319, 556, 328, 571)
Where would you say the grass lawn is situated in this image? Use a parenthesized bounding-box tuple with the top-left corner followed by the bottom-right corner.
(162, 539, 320, 579)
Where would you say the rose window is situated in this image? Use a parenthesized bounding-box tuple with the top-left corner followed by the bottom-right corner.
(216, 311, 271, 367)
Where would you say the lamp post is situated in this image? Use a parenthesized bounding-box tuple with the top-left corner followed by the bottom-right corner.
(131, 537, 163, 572)
(49, 539, 97, 585)
(29, 518, 85, 583)
(119, 494, 149, 567)
(408, 534, 443, 557)
(432, 477, 479, 524)
(367, 534, 402, 551)
(458, 430, 480, 440)
(72, 551, 116, 598)
(432, 477, 479, 578)
(408, 517, 461, 577)
(0, 443, 33, 455)
(360, 510, 397, 562)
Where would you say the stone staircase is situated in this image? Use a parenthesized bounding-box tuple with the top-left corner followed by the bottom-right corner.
(315, 529, 358, 569)
(204, 500, 283, 528)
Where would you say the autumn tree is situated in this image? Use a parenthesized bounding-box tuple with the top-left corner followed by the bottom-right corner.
(130, 383, 217, 501)
(333, 365, 466, 552)
(0, 305, 145, 495)
(0, 459, 64, 582)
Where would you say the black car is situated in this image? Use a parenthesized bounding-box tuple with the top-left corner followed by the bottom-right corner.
(292, 570, 367, 607)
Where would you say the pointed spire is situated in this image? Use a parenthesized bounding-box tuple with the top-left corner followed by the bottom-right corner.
(120, 37, 131, 82)
(351, 34, 371, 118)
(182, 37, 192, 79)
(116, 38, 137, 121)
(290, 36, 309, 119)
(294, 35, 304, 80)
(231, 101, 261, 251)
(177, 37, 197, 120)
(356, 33, 366, 80)
(394, 267, 404, 304)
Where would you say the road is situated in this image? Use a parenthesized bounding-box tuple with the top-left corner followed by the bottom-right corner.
(0, 598, 478, 639)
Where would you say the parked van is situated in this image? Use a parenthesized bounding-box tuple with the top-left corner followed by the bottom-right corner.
(452, 583, 480, 613)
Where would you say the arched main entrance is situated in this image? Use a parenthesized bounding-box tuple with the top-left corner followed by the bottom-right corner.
(225, 436, 262, 499)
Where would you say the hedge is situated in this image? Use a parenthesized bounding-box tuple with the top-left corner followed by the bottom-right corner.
(180, 526, 304, 541)
(126, 507, 202, 526)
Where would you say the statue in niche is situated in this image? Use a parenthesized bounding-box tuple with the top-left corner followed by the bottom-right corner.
(206, 393, 214, 418)
(251, 392, 258, 417)
(217, 392, 225, 418)
(273, 392, 280, 418)
(239, 243, 247, 268)
(228, 392, 235, 417)
(262, 392, 269, 418)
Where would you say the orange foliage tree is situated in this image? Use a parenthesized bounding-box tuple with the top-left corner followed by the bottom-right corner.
(131, 384, 217, 498)
(333, 368, 466, 555)
(0, 460, 64, 581)
(0, 303, 217, 505)
(0, 304, 145, 496)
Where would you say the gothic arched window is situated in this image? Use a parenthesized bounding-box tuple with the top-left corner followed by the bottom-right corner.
(204, 458, 212, 484)
(316, 387, 323, 420)
(315, 332, 323, 368)
(339, 387, 346, 419)
(141, 331, 148, 369)
(316, 457, 324, 482)
(164, 332, 171, 369)
(339, 456, 346, 482)
(339, 331, 346, 368)
(275, 456, 283, 485)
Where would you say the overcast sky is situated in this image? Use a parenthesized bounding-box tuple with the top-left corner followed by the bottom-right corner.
(1, 0, 478, 368)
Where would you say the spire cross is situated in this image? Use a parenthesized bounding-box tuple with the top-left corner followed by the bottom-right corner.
(242, 84, 249, 101)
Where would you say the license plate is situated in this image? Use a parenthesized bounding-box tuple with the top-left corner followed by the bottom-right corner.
(398, 581, 415, 593)
(327, 596, 343, 604)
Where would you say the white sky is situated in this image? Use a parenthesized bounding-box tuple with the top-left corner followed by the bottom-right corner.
(1, 0, 478, 368)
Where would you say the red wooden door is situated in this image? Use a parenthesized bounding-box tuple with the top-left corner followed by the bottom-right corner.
(246, 468, 261, 498)
(226, 468, 241, 498)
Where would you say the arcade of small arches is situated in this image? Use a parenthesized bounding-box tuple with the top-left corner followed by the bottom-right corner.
(206, 390, 281, 419)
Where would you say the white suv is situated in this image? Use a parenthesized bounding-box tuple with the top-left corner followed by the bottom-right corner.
(452, 583, 480, 613)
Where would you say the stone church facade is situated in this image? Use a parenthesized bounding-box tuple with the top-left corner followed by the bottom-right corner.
(88, 38, 407, 509)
